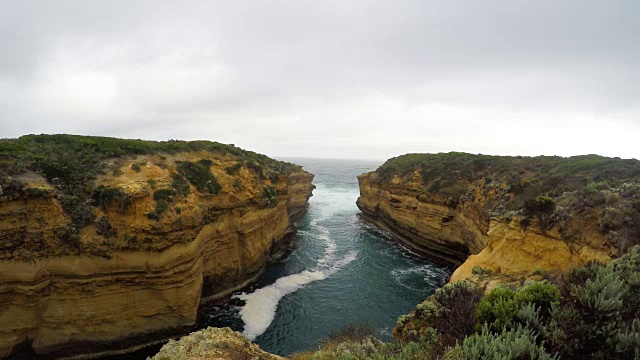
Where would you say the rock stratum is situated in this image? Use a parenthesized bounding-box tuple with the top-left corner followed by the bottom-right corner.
(357, 152, 640, 288)
(0, 135, 314, 359)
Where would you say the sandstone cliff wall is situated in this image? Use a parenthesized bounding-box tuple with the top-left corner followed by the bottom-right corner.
(356, 172, 486, 266)
(0, 153, 314, 359)
(356, 171, 614, 285)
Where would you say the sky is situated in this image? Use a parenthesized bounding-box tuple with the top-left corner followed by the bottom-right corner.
(0, 1, 639, 161)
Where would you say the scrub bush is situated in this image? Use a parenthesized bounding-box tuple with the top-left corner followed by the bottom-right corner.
(446, 325, 556, 360)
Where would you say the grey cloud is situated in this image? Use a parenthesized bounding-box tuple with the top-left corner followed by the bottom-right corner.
(0, 0, 639, 160)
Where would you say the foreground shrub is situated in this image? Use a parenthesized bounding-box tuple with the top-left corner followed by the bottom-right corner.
(544, 247, 640, 359)
(476, 287, 519, 332)
(446, 325, 556, 360)
(515, 282, 561, 317)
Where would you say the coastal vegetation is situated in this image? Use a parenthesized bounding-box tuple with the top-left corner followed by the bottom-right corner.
(374, 152, 640, 251)
(0, 134, 301, 232)
(294, 246, 640, 359)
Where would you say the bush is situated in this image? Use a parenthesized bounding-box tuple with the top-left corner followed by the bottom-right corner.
(515, 282, 560, 317)
(197, 158, 213, 167)
(544, 247, 640, 359)
(446, 325, 556, 360)
(430, 281, 483, 344)
(225, 162, 243, 175)
(472, 266, 492, 276)
(232, 178, 243, 190)
(153, 188, 173, 202)
(176, 161, 221, 194)
(95, 215, 114, 236)
(476, 286, 519, 332)
(170, 173, 190, 196)
(92, 186, 130, 213)
(263, 185, 277, 207)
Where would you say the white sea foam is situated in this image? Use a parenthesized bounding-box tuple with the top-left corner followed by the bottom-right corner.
(237, 220, 358, 340)
(237, 270, 326, 340)
(390, 264, 450, 291)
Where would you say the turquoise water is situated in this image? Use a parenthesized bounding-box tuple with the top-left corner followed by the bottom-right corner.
(204, 158, 451, 356)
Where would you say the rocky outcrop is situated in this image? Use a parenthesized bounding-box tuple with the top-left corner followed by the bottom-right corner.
(150, 327, 284, 360)
(356, 172, 487, 266)
(357, 154, 632, 342)
(0, 151, 314, 359)
(357, 163, 617, 284)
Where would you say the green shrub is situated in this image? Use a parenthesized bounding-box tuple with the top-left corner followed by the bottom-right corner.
(92, 186, 130, 213)
(246, 160, 264, 179)
(95, 215, 114, 236)
(430, 281, 483, 344)
(170, 173, 190, 196)
(544, 247, 640, 359)
(59, 194, 95, 229)
(147, 179, 157, 189)
(27, 187, 52, 198)
(197, 158, 213, 167)
(323, 323, 375, 346)
(153, 189, 173, 202)
(476, 286, 519, 332)
(176, 161, 221, 194)
(131, 163, 142, 172)
(446, 325, 556, 360)
(472, 266, 492, 276)
(225, 162, 243, 175)
(263, 185, 277, 207)
(146, 199, 169, 220)
(515, 282, 560, 317)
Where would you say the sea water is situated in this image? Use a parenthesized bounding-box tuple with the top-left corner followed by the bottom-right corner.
(203, 158, 451, 356)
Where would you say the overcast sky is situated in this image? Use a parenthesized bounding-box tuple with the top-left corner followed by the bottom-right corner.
(1, 1, 639, 160)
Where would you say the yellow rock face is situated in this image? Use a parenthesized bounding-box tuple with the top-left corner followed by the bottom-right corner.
(358, 170, 618, 341)
(0, 152, 314, 358)
(450, 218, 613, 287)
(357, 171, 615, 284)
(356, 172, 486, 265)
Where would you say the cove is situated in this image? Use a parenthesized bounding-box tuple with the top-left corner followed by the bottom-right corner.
(203, 158, 451, 356)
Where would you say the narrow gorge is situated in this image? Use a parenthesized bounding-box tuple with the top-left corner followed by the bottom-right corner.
(3, 143, 640, 360)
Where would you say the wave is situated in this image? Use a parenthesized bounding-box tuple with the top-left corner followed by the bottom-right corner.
(390, 264, 450, 291)
(237, 218, 357, 341)
(237, 270, 326, 340)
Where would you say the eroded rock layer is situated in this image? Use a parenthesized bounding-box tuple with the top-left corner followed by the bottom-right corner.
(356, 172, 487, 266)
(356, 153, 633, 284)
(0, 149, 314, 359)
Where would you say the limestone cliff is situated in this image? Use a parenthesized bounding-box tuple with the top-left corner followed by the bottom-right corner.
(357, 152, 640, 288)
(0, 136, 314, 359)
(358, 153, 640, 340)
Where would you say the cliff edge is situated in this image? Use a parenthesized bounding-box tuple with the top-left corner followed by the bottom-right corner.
(357, 152, 640, 288)
(0, 135, 314, 359)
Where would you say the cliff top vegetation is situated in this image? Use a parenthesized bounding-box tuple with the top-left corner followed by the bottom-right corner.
(0, 134, 302, 253)
(372, 152, 640, 251)
(0, 134, 300, 180)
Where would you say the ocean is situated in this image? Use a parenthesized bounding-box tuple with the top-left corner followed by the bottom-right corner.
(202, 158, 451, 356)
